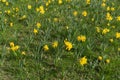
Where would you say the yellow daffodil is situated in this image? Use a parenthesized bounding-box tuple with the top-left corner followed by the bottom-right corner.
(79, 56, 87, 66)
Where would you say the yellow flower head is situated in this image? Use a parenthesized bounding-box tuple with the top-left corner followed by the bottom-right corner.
(33, 28, 38, 35)
(116, 16, 120, 21)
(10, 22, 13, 27)
(39, 6, 45, 14)
(64, 40, 72, 51)
(98, 56, 102, 61)
(43, 45, 49, 51)
(118, 48, 120, 51)
(58, 0, 62, 4)
(96, 27, 100, 33)
(2, 0, 6, 3)
(102, 28, 110, 35)
(11, 45, 20, 51)
(73, 11, 78, 16)
(77, 35, 86, 42)
(28, 5, 32, 9)
(86, 0, 90, 4)
(79, 56, 87, 66)
(106, 59, 110, 63)
(109, 38, 113, 43)
(106, 12, 113, 21)
(101, 3, 106, 7)
(52, 41, 58, 48)
(82, 11, 87, 17)
(116, 32, 120, 39)
(36, 22, 41, 28)
(10, 42, 14, 47)
(21, 51, 26, 55)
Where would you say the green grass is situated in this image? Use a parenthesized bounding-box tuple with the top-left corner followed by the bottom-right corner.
(0, 0, 120, 80)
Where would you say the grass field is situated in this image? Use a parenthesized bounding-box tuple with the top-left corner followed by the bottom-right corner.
(0, 0, 120, 80)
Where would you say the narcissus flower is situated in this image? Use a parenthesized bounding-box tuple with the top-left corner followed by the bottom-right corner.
(21, 51, 26, 55)
(10, 22, 13, 27)
(52, 41, 58, 48)
(86, 0, 90, 4)
(33, 28, 38, 35)
(116, 32, 120, 39)
(106, 12, 113, 21)
(102, 28, 110, 34)
(36, 22, 41, 28)
(58, 0, 62, 4)
(82, 11, 87, 17)
(116, 16, 120, 21)
(28, 5, 32, 9)
(77, 35, 86, 42)
(10, 42, 14, 47)
(64, 40, 73, 51)
(96, 27, 100, 33)
(98, 56, 102, 61)
(43, 45, 49, 51)
(39, 6, 45, 14)
(79, 56, 87, 66)
(73, 11, 78, 16)
(106, 59, 110, 63)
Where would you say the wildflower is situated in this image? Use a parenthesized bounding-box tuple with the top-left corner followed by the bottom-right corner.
(111, 7, 115, 11)
(116, 32, 120, 39)
(73, 11, 78, 16)
(6, 2, 9, 6)
(116, 16, 120, 21)
(33, 29, 38, 35)
(20, 15, 27, 20)
(21, 51, 26, 55)
(52, 41, 58, 48)
(58, 0, 62, 4)
(107, 23, 110, 26)
(77, 35, 86, 42)
(101, 3, 106, 7)
(54, 18, 58, 22)
(112, 26, 115, 28)
(14, 45, 20, 50)
(79, 56, 87, 66)
(28, 5, 32, 9)
(118, 48, 120, 51)
(15, 7, 19, 12)
(91, 18, 94, 21)
(11, 45, 20, 51)
(107, 6, 110, 11)
(10, 22, 13, 27)
(43, 45, 49, 51)
(64, 40, 73, 51)
(96, 27, 100, 33)
(1, 0, 6, 3)
(10, 42, 14, 47)
(36, 22, 41, 28)
(106, 59, 110, 63)
(106, 12, 113, 21)
(102, 28, 110, 34)
(82, 11, 87, 17)
(86, 0, 90, 4)
(109, 38, 113, 43)
(39, 6, 45, 14)
(102, 0, 106, 2)
(98, 56, 102, 61)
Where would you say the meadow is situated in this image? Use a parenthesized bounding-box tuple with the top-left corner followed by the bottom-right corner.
(0, 0, 120, 80)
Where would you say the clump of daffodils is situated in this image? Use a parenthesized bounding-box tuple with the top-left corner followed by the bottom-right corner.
(77, 35, 86, 42)
(9, 42, 20, 51)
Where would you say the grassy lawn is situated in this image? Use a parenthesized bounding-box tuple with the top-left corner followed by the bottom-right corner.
(0, 0, 120, 80)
